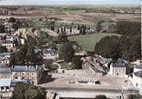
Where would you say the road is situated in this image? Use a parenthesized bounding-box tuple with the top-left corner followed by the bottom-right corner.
(44, 87, 139, 99)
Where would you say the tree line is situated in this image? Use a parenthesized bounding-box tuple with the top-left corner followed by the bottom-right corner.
(95, 21, 141, 62)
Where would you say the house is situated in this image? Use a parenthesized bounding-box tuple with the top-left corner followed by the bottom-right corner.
(0, 64, 12, 92)
(129, 65, 142, 95)
(11, 65, 43, 85)
(4, 22, 15, 33)
(2, 40, 15, 51)
(0, 79, 11, 92)
(0, 64, 44, 98)
(131, 60, 142, 66)
(132, 71, 142, 94)
(0, 52, 11, 64)
(109, 62, 127, 77)
(42, 49, 58, 60)
(0, 64, 11, 79)
(134, 65, 142, 72)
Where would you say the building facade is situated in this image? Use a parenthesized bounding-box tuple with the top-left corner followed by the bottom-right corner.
(11, 65, 43, 85)
(109, 63, 127, 77)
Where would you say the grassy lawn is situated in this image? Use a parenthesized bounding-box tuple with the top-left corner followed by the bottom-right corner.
(68, 33, 120, 51)
(60, 62, 73, 70)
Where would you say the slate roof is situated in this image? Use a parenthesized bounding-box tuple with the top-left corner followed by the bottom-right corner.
(0, 79, 11, 87)
(135, 65, 142, 69)
(0, 63, 9, 68)
(112, 63, 127, 68)
(0, 52, 11, 57)
(96, 57, 112, 64)
(134, 71, 142, 78)
(0, 68, 11, 74)
(11, 80, 31, 87)
(42, 49, 56, 56)
(11, 65, 40, 72)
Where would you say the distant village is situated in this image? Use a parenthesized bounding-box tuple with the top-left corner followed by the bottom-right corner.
(0, 7, 141, 99)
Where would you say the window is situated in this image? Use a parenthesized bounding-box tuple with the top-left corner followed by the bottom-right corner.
(22, 77, 24, 80)
(95, 81, 101, 84)
(1, 87, 4, 90)
(15, 76, 18, 79)
(22, 73, 24, 75)
(6, 87, 9, 90)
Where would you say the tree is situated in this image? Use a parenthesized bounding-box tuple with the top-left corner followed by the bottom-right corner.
(8, 17, 16, 23)
(118, 21, 141, 61)
(0, 24, 5, 33)
(95, 36, 120, 60)
(96, 20, 116, 33)
(12, 23, 19, 30)
(0, 45, 7, 53)
(10, 36, 43, 66)
(96, 20, 105, 32)
(95, 21, 141, 62)
(50, 21, 55, 31)
(11, 82, 46, 99)
(117, 21, 141, 35)
(72, 55, 82, 69)
(120, 33, 141, 61)
(58, 32, 68, 42)
(59, 42, 75, 62)
(70, 25, 72, 33)
(79, 25, 87, 35)
(127, 94, 142, 99)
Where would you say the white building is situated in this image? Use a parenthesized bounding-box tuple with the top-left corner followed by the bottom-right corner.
(109, 63, 127, 77)
(0, 64, 12, 93)
(132, 71, 142, 94)
(130, 65, 142, 95)
(42, 49, 58, 60)
(134, 65, 142, 72)
(131, 60, 142, 66)
(0, 53, 11, 64)
(11, 65, 43, 85)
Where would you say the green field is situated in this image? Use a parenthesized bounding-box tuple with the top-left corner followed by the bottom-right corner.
(68, 33, 120, 51)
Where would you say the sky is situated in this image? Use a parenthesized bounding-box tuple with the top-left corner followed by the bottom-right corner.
(0, 0, 140, 5)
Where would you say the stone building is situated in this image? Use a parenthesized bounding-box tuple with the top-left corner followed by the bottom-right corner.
(11, 65, 43, 85)
(134, 65, 142, 72)
(109, 63, 127, 77)
(0, 64, 44, 98)
(0, 64, 11, 92)
(0, 53, 11, 64)
(130, 65, 142, 95)
(132, 71, 142, 94)
(42, 49, 58, 60)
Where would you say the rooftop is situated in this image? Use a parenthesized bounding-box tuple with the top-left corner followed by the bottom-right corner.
(112, 63, 127, 68)
(0, 63, 9, 68)
(0, 52, 11, 57)
(11, 80, 31, 87)
(134, 71, 142, 78)
(0, 79, 11, 87)
(135, 65, 142, 69)
(11, 65, 41, 72)
(0, 68, 11, 74)
(42, 49, 56, 55)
